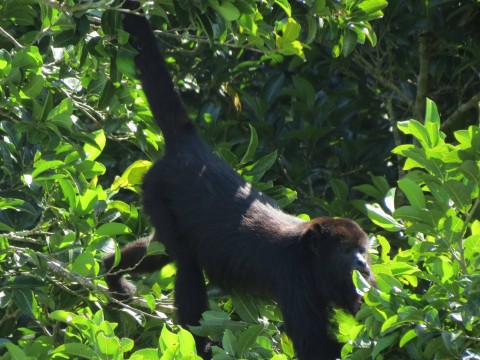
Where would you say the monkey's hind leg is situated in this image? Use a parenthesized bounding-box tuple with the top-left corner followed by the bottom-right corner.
(175, 252, 210, 359)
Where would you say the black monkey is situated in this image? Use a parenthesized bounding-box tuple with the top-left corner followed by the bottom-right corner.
(103, 2, 375, 359)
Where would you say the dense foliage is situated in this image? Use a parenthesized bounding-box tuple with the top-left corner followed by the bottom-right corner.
(0, 0, 479, 359)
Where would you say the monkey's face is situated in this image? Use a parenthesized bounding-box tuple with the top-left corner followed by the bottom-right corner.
(329, 241, 375, 313)
(302, 217, 375, 314)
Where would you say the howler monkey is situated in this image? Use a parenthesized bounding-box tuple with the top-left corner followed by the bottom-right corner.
(103, 2, 375, 359)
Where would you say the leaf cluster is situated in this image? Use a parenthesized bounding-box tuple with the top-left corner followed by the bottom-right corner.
(341, 100, 480, 359)
(0, 0, 479, 359)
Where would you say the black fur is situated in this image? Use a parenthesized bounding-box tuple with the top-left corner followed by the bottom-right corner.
(103, 2, 375, 359)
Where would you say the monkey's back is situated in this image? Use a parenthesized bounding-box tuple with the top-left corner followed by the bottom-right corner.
(142, 133, 303, 293)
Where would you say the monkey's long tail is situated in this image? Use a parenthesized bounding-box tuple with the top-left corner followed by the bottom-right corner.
(122, 1, 190, 142)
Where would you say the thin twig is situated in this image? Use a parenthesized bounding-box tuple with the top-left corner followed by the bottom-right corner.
(39, 0, 113, 13)
(5, 233, 47, 245)
(0, 25, 24, 49)
(59, 88, 104, 126)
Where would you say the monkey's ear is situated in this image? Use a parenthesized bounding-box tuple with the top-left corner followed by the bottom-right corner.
(301, 221, 327, 255)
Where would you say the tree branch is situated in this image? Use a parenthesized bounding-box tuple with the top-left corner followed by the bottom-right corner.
(386, 96, 405, 180)
(441, 91, 480, 131)
(9, 246, 175, 317)
(413, 33, 429, 123)
(353, 52, 412, 106)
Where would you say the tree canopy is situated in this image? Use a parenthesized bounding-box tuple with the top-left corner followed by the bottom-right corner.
(0, 0, 479, 359)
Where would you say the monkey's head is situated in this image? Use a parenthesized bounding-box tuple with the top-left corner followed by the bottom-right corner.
(301, 217, 375, 314)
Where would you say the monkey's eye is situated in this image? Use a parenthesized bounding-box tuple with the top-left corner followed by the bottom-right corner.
(339, 243, 353, 254)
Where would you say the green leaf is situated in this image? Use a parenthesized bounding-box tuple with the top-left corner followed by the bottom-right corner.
(266, 186, 297, 208)
(388, 262, 418, 276)
(12, 46, 42, 71)
(398, 178, 426, 208)
(377, 235, 391, 261)
(443, 214, 464, 244)
(101, 9, 121, 36)
(5, 343, 31, 360)
(384, 188, 396, 213)
(72, 252, 98, 277)
(353, 184, 384, 200)
(98, 79, 116, 110)
(52, 343, 98, 359)
(97, 332, 120, 356)
(58, 179, 76, 209)
(424, 180, 449, 209)
(262, 73, 285, 105)
(130, 348, 160, 359)
(376, 273, 403, 293)
(32, 160, 64, 178)
(274, 0, 292, 17)
(119, 338, 135, 353)
(240, 125, 258, 164)
(49, 310, 76, 322)
(22, 74, 44, 98)
(159, 326, 179, 353)
(357, 0, 388, 13)
(96, 223, 132, 237)
(14, 289, 37, 317)
(178, 328, 197, 356)
(243, 151, 277, 177)
(342, 30, 358, 57)
(372, 333, 398, 358)
(464, 232, 480, 259)
(365, 203, 404, 231)
(210, 0, 240, 21)
(393, 206, 435, 228)
(399, 329, 417, 347)
(84, 130, 106, 161)
(460, 160, 480, 185)
(111, 160, 152, 192)
(313, 0, 327, 15)
(0, 198, 27, 211)
(46, 98, 73, 131)
(291, 76, 316, 109)
(232, 294, 259, 323)
(353, 0, 388, 21)
(75, 189, 99, 216)
(444, 179, 472, 212)
(424, 98, 440, 125)
(380, 314, 399, 333)
(117, 45, 137, 78)
(237, 325, 263, 357)
(276, 18, 304, 58)
(352, 270, 371, 294)
(397, 120, 431, 148)
(282, 18, 300, 42)
(75, 160, 106, 179)
(281, 333, 295, 357)
(0, 49, 12, 76)
(306, 16, 318, 44)
(222, 329, 237, 356)
(53, 30, 80, 47)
